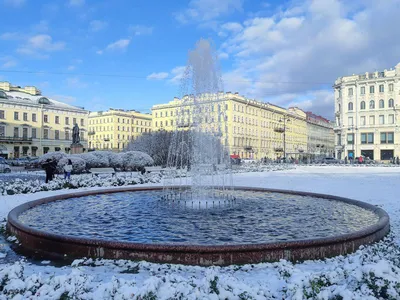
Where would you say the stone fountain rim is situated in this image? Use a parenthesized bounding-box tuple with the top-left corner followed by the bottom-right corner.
(7, 185, 389, 254)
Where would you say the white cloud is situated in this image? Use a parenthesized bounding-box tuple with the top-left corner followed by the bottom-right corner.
(3, 0, 25, 7)
(219, 52, 229, 60)
(105, 39, 130, 51)
(219, 0, 400, 118)
(68, 0, 84, 6)
(168, 66, 186, 85)
(32, 20, 49, 32)
(65, 77, 87, 88)
(175, 0, 243, 24)
(0, 56, 17, 68)
(90, 20, 108, 32)
(147, 72, 169, 80)
(67, 65, 75, 71)
(17, 34, 65, 59)
(0, 32, 22, 40)
(129, 25, 153, 36)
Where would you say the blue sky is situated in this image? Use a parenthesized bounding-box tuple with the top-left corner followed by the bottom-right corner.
(1, 0, 400, 119)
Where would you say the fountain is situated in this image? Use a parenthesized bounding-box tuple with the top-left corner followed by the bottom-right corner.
(162, 39, 233, 206)
(6, 39, 390, 266)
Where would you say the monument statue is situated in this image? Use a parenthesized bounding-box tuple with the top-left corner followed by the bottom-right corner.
(72, 123, 80, 144)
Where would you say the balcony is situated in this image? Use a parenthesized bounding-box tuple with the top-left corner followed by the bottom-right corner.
(0, 136, 32, 143)
(88, 131, 96, 136)
(104, 138, 110, 142)
(274, 147, 283, 152)
(244, 146, 253, 151)
(274, 127, 285, 133)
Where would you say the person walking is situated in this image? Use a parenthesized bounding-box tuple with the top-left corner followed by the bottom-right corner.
(63, 159, 73, 180)
(42, 158, 56, 183)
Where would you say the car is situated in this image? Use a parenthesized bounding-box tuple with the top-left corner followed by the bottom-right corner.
(241, 158, 256, 164)
(0, 162, 11, 173)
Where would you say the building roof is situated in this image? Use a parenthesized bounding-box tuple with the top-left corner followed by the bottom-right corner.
(0, 90, 88, 113)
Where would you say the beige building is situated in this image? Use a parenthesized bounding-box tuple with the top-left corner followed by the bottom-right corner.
(334, 62, 400, 161)
(88, 108, 152, 151)
(306, 112, 335, 158)
(0, 82, 89, 158)
(152, 92, 308, 160)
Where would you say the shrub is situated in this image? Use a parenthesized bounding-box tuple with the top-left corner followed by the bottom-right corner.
(121, 151, 154, 170)
(57, 156, 86, 174)
(76, 153, 100, 169)
(109, 152, 123, 169)
(38, 152, 67, 165)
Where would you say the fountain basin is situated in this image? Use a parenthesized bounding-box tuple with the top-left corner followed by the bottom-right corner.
(7, 186, 390, 266)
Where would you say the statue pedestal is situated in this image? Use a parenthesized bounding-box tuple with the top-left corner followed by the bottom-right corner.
(70, 143, 83, 154)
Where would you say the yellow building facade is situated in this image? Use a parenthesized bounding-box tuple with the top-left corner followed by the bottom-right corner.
(0, 82, 89, 158)
(88, 108, 152, 151)
(152, 92, 308, 160)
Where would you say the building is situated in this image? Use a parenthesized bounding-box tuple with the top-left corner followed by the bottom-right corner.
(88, 108, 152, 151)
(0, 82, 89, 158)
(334, 63, 400, 161)
(306, 112, 335, 158)
(151, 92, 308, 160)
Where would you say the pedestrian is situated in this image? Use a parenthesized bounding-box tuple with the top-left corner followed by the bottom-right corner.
(358, 156, 363, 164)
(42, 158, 56, 183)
(63, 159, 73, 180)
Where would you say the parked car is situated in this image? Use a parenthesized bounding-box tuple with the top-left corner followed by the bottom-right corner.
(24, 158, 41, 170)
(316, 157, 340, 164)
(0, 161, 11, 173)
(241, 158, 256, 164)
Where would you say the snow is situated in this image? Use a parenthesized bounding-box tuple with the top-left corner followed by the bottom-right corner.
(1, 166, 400, 299)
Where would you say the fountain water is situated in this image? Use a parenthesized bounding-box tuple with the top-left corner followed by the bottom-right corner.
(162, 39, 233, 204)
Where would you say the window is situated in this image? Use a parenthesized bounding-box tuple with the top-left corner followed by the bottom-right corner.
(14, 112, 19, 120)
(44, 129, 49, 139)
(348, 102, 353, 111)
(379, 115, 384, 125)
(13, 127, 19, 138)
(0, 110, 4, 119)
(32, 113, 37, 122)
(347, 133, 354, 145)
(369, 115, 375, 125)
(367, 133, 374, 144)
(348, 117, 353, 125)
(379, 84, 384, 93)
(55, 116, 59, 124)
(360, 116, 366, 125)
(381, 132, 394, 144)
(360, 86, 365, 95)
(348, 88, 353, 96)
(0, 126, 4, 137)
(379, 99, 384, 108)
(389, 84, 394, 92)
(55, 130, 59, 140)
(23, 112, 28, 121)
(370, 86, 375, 94)
(360, 101, 366, 110)
(389, 99, 394, 108)
(369, 100, 375, 109)
(22, 128, 28, 139)
(65, 117, 69, 125)
(81, 132, 84, 141)
(389, 114, 394, 124)
(73, 118, 76, 125)
(361, 133, 367, 144)
(31, 128, 36, 138)
(44, 115, 48, 123)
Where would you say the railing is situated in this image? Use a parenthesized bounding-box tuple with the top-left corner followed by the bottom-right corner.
(274, 127, 285, 133)
(88, 131, 95, 135)
(274, 147, 283, 152)
(0, 136, 32, 142)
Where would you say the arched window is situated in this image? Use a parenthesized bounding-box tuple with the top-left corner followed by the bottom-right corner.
(348, 102, 353, 111)
(360, 101, 366, 110)
(369, 100, 375, 109)
(389, 99, 394, 108)
(379, 99, 384, 108)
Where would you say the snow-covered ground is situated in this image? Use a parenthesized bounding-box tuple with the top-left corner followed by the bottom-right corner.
(1, 166, 400, 299)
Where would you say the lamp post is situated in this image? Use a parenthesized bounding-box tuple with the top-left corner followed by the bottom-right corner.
(279, 117, 290, 159)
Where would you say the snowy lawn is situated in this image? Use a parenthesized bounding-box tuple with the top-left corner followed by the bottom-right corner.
(1, 166, 400, 299)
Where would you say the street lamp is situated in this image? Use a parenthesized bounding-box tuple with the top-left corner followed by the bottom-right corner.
(279, 117, 290, 158)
